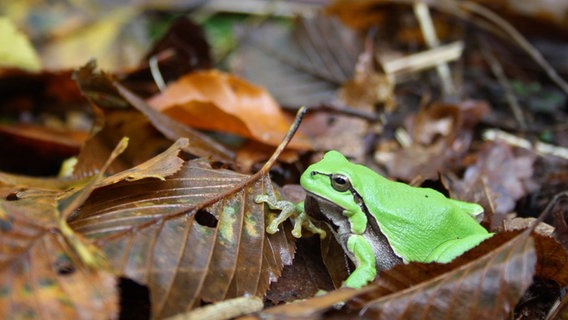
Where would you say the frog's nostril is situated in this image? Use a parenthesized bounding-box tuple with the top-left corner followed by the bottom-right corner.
(310, 171, 316, 176)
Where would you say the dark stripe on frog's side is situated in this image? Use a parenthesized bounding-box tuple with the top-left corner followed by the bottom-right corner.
(305, 194, 402, 273)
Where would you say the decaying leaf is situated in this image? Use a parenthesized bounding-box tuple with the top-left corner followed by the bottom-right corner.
(0, 197, 117, 319)
(147, 69, 311, 150)
(0, 138, 135, 319)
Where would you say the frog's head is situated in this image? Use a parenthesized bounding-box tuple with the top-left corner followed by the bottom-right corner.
(300, 150, 365, 211)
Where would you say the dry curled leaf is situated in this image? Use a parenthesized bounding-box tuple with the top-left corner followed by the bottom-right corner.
(375, 100, 489, 181)
(147, 70, 310, 150)
(74, 62, 234, 165)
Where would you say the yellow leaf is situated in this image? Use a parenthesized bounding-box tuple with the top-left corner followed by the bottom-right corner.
(0, 17, 41, 71)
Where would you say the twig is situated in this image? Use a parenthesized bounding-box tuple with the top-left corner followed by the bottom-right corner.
(483, 129, 568, 160)
(413, 2, 455, 97)
(478, 37, 527, 130)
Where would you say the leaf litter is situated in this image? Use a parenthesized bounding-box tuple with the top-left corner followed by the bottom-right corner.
(1, 1, 568, 319)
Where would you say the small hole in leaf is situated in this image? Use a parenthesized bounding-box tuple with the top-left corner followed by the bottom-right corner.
(119, 277, 151, 320)
(195, 210, 218, 228)
(54, 254, 75, 275)
(5, 192, 19, 201)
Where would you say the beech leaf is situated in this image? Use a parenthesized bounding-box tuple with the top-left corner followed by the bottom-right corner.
(69, 159, 295, 318)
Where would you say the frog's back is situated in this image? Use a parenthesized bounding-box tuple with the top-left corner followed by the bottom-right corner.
(357, 169, 489, 262)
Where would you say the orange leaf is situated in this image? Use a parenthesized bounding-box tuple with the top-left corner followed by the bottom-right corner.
(147, 70, 310, 149)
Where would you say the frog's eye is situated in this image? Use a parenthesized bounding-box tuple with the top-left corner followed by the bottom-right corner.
(331, 174, 351, 192)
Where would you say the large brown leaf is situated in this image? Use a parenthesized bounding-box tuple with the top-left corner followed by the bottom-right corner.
(0, 141, 132, 319)
(68, 159, 295, 318)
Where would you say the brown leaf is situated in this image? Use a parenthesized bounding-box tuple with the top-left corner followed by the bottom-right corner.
(147, 70, 310, 150)
(73, 62, 234, 167)
(100, 137, 187, 184)
(69, 159, 295, 318)
(0, 199, 117, 319)
(533, 232, 568, 287)
(451, 141, 537, 216)
(356, 231, 536, 319)
(0, 138, 129, 319)
(266, 237, 334, 304)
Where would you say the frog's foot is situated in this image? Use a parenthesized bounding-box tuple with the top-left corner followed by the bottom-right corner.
(255, 194, 326, 239)
(342, 235, 377, 289)
(296, 210, 326, 239)
(342, 266, 376, 289)
(255, 194, 297, 234)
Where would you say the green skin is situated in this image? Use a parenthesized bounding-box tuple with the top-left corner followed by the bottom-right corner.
(257, 150, 493, 289)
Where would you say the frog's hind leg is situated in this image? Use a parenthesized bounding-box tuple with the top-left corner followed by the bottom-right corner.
(426, 233, 493, 263)
(449, 199, 484, 218)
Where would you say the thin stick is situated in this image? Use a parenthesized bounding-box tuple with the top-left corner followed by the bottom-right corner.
(260, 106, 309, 174)
(413, 2, 455, 97)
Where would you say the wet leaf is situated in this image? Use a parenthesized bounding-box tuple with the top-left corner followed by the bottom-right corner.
(147, 69, 310, 149)
(69, 159, 295, 318)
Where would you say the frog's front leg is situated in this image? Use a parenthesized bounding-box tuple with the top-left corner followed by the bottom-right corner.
(254, 194, 326, 239)
(343, 234, 377, 288)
